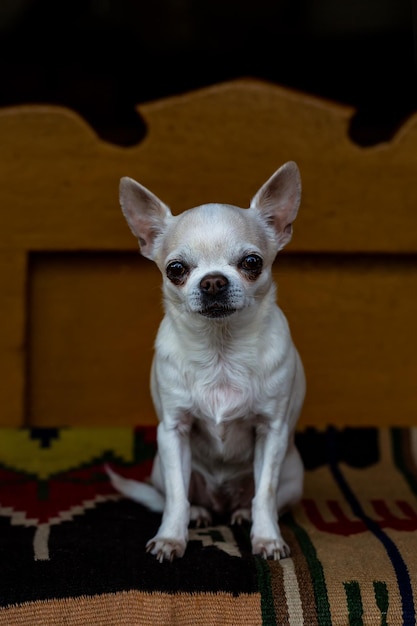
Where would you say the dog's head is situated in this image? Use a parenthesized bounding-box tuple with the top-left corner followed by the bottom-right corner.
(119, 162, 301, 320)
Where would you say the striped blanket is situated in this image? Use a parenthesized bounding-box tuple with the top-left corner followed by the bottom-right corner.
(0, 426, 415, 625)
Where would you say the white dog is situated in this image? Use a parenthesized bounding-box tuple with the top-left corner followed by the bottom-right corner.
(107, 161, 305, 562)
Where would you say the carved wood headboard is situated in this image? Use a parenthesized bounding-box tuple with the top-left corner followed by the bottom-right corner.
(1, 79, 416, 427)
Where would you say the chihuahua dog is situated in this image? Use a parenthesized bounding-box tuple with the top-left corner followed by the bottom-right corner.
(107, 161, 305, 562)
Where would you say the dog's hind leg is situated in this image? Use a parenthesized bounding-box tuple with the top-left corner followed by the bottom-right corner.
(190, 505, 212, 527)
(276, 442, 304, 514)
(231, 508, 252, 525)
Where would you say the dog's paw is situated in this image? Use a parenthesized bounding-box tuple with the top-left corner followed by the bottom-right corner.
(251, 537, 291, 560)
(190, 505, 212, 528)
(231, 508, 252, 525)
(146, 536, 187, 563)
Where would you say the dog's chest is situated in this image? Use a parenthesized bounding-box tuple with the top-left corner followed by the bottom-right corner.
(189, 356, 259, 424)
(197, 383, 249, 423)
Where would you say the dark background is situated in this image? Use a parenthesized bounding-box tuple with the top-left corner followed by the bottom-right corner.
(0, 0, 416, 147)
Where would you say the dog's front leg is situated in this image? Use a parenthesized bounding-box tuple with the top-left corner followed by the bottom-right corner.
(146, 421, 191, 562)
(251, 422, 290, 560)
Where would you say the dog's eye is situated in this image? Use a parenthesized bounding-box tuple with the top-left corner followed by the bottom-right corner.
(166, 261, 189, 284)
(240, 254, 263, 276)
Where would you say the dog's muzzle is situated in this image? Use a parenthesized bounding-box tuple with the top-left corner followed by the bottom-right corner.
(200, 306, 236, 319)
(199, 273, 236, 318)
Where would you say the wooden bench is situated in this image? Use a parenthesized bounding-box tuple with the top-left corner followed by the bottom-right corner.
(1, 78, 417, 428)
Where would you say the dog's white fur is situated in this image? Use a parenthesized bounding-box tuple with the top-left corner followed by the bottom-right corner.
(107, 161, 305, 562)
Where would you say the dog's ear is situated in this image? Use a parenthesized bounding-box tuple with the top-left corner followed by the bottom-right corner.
(119, 177, 172, 259)
(250, 161, 301, 251)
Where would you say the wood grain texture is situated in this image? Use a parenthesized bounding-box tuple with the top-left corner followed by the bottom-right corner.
(0, 253, 27, 426)
(27, 253, 160, 426)
(275, 256, 417, 426)
(1, 79, 416, 426)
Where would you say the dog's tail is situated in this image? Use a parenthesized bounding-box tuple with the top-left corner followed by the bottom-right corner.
(105, 464, 165, 513)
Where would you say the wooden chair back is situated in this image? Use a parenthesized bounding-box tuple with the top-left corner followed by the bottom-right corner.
(1, 79, 416, 426)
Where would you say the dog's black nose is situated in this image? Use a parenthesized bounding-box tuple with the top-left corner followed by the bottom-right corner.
(200, 273, 229, 295)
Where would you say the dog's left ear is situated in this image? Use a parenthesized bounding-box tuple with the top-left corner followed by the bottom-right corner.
(250, 161, 301, 251)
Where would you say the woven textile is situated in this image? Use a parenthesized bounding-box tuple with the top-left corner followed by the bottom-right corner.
(0, 426, 416, 625)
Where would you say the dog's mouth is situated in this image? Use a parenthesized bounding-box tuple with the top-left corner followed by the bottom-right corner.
(199, 306, 237, 319)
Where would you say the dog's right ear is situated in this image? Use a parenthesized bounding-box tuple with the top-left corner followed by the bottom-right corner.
(119, 177, 172, 260)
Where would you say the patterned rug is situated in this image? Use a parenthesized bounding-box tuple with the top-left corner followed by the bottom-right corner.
(0, 425, 416, 625)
